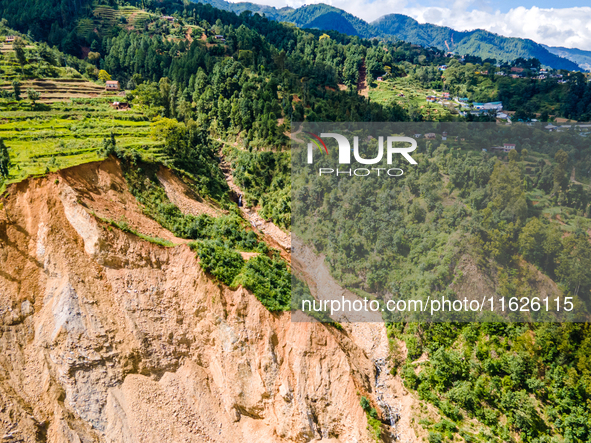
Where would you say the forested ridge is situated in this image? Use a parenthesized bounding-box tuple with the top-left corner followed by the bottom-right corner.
(1, 0, 591, 441)
(192, 0, 581, 71)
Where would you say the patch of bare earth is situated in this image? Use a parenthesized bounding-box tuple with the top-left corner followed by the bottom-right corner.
(186, 26, 193, 43)
(58, 158, 186, 244)
(357, 61, 368, 97)
(156, 166, 221, 218)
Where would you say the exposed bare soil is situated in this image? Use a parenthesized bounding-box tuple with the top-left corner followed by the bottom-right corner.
(0, 159, 414, 442)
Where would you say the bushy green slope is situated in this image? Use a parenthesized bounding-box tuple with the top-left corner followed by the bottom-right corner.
(293, 126, 591, 440)
(0, 0, 94, 55)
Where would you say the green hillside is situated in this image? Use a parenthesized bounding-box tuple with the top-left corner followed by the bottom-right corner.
(280, 4, 377, 38)
(192, 0, 582, 70)
(1, 0, 581, 70)
(195, 0, 284, 17)
(194, 0, 377, 37)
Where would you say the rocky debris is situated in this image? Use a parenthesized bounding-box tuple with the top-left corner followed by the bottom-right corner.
(243, 208, 291, 252)
(373, 358, 401, 439)
(293, 237, 430, 441)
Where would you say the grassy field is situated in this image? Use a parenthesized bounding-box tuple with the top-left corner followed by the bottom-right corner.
(0, 34, 168, 193)
(369, 77, 455, 121)
(0, 97, 165, 192)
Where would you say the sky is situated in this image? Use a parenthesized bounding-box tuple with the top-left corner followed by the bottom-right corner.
(228, 0, 591, 50)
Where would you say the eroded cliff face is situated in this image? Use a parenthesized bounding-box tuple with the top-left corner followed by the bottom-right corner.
(0, 159, 415, 443)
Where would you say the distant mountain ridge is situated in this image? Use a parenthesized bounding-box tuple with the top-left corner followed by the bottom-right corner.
(198, 1, 376, 37)
(543, 45, 591, 71)
(372, 14, 580, 71)
(192, 0, 583, 71)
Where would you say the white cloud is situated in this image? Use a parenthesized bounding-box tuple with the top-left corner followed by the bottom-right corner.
(226, 0, 591, 51)
(409, 6, 591, 50)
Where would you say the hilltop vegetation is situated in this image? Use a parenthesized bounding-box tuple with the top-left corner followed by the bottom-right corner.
(0, 0, 159, 56)
(193, 0, 581, 71)
(544, 45, 591, 71)
(371, 15, 580, 71)
(196, 0, 378, 38)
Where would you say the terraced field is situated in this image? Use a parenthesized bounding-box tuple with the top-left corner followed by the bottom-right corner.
(120, 6, 154, 27)
(0, 41, 35, 55)
(0, 98, 163, 191)
(0, 29, 193, 193)
(0, 37, 148, 188)
(91, 5, 160, 36)
(0, 78, 116, 103)
(369, 77, 455, 121)
(0, 39, 122, 104)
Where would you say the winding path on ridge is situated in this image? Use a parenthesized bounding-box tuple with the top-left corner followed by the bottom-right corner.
(357, 60, 369, 97)
(218, 149, 292, 263)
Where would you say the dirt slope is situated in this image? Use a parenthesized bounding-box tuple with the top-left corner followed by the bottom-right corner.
(0, 159, 412, 443)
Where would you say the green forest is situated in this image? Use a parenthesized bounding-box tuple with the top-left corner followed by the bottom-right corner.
(292, 123, 591, 440)
(1, 0, 591, 441)
(191, 0, 584, 71)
